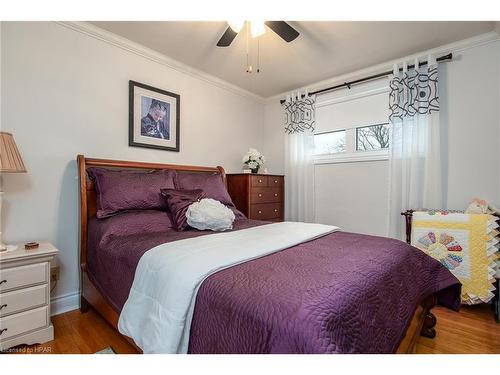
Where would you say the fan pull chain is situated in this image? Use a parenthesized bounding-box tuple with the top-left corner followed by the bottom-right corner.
(257, 37, 260, 73)
(245, 22, 252, 73)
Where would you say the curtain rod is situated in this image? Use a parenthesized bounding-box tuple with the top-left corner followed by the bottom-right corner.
(279, 53, 452, 104)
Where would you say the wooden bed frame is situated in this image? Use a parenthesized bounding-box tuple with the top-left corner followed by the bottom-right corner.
(77, 155, 437, 354)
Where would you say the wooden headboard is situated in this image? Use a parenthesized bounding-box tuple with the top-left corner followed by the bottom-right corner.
(77, 155, 226, 272)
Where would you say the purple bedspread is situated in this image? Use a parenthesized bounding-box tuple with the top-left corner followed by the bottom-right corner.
(87, 212, 460, 354)
(87, 210, 262, 312)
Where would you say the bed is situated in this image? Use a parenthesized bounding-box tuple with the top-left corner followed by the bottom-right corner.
(77, 155, 461, 354)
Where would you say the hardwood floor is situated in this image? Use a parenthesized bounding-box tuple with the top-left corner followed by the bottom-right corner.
(416, 305, 500, 354)
(4, 308, 137, 354)
(3, 304, 499, 354)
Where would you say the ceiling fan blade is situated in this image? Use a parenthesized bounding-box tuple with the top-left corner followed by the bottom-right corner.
(217, 26, 238, 47)
(264, 21, 299, 42)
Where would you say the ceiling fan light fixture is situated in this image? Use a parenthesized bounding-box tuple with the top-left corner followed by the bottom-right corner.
(228, 20, 245, 33)
(250, 21, 266, 38)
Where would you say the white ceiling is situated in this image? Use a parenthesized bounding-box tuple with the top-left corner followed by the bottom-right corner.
(90, 21, 495, 98)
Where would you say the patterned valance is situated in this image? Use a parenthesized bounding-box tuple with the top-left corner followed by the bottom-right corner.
(283, 93, 316, 134)
(389, 56, 439, 122)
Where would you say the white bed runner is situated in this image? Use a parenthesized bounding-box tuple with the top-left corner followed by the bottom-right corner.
(118, 221, 338, 353)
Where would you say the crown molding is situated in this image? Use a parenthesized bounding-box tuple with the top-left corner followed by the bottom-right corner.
(56, 21, 266, 104)
(266, 31, 500, 103)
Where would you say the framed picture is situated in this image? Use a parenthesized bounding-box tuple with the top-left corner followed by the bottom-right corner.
(129, 80, 180, 152)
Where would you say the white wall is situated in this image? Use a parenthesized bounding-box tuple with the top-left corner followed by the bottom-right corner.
(441, 40, 500, 209)
(263, 101, 285, 173)
(0, 22, 264, 310)
(263, 36, 500, 236)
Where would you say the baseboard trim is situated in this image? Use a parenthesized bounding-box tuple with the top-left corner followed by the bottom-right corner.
(51, 291, 80, 316)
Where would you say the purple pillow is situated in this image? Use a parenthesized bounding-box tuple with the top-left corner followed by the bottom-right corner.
(88, 167, 176, 218)
(93, 210, 174, 245)
(174, 172, 234, 206)
(161, 188, 205, 231)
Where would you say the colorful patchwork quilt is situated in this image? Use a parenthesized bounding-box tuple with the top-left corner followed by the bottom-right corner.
(411, 210, 499, 304)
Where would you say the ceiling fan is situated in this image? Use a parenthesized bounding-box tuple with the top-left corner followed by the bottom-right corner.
(217, 21, 300, 47)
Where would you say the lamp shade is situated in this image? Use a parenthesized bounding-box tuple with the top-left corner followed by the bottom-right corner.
(0, 131, 27, 173)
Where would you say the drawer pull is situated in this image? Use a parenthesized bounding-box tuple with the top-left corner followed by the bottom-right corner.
(258, 179, 263, 183)
(274, 209, 278, 212)
(274, 193, 278, 197)
(0, 280, 6, 285)
(258, 193, 262, 197)
(258, 210, 262, 214)
(0, 304, 7, 310)
(274, 180, 278, 183)
(0, 328, 7, 336)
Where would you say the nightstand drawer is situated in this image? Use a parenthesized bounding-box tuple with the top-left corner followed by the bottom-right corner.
(0, 262, 48, 293)
(0, 284, 48, 317)
(0, 306, 48, 340)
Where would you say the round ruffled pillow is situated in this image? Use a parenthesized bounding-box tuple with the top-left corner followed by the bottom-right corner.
(186, 198, 235, 231)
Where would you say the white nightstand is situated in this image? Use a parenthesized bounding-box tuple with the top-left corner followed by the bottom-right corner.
(0, 243, 58, 351)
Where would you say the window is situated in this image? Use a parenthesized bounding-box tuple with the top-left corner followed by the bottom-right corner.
(313, 83, 389, 164)
(314, 130, 346, 155)
(356, 123, 390, 151)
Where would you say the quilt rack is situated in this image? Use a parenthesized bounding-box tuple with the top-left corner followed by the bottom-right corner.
(402, 209, 500, 323)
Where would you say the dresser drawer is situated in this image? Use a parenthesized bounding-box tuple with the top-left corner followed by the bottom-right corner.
(0, 305, 48, 340)
(268, 176, 283, 187)
(250, 203, 282, 220)
(0, 263, 48, 293)
(0, 284, 48, 318)
(250, 175, 268, 187)
(250, 187, 282, 204)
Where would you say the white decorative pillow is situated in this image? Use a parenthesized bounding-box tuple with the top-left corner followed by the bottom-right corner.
(186, 198, 235, 231)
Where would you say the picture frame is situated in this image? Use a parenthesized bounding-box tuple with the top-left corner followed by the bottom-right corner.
(129, 80, 180, 152)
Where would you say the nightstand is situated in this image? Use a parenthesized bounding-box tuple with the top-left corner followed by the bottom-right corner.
(0, 243, 58, 351)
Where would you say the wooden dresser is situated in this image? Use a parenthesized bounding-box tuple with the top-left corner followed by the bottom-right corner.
(227, 174, 285, 222)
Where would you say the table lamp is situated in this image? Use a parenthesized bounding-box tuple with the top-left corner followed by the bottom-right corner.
(0, 131, 27, 252)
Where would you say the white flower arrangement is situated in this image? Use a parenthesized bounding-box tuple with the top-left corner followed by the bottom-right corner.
(242, 148, 265, 172)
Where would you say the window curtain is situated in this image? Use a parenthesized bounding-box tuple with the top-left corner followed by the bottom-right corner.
(388, 56, 443, 239)
(283, 92, 316, 222)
